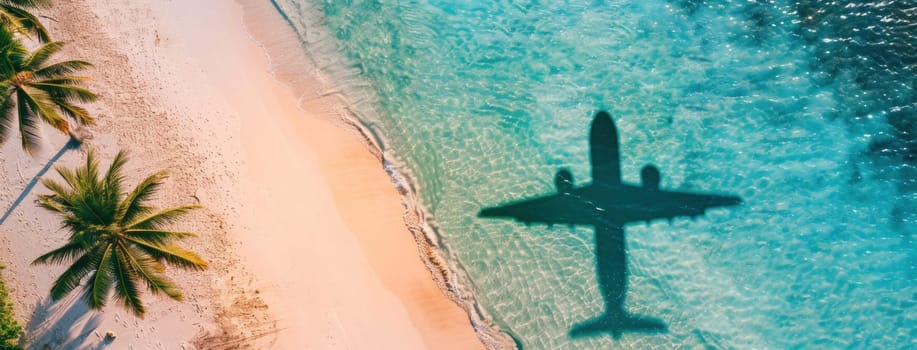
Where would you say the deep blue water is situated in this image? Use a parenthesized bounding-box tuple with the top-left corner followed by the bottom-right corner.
(272, 0, 915, 348)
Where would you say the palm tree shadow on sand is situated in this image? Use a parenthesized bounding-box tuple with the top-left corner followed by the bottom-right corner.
(0, 139, 81, 226)
(22, 293, 110, 350)
(479, 111, 742, 342)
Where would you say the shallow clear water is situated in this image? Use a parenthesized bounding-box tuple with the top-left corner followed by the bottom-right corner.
(272, 0, 915, 348)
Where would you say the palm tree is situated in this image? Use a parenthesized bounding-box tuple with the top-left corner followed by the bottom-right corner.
(0, 0, 52, 42)
(32, 149, 208, 318)
(0, 26, 96, 155)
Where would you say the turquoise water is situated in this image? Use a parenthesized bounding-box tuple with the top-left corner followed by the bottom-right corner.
(272, 0, 915, 348)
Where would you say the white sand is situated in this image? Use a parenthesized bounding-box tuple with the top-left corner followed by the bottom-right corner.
(0, 0, 510, 348)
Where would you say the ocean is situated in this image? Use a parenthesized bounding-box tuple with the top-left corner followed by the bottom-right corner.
(270, 0, 915, 348)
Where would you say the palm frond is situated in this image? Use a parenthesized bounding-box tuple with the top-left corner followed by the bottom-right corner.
(15, 88, 41, 154)
(0, 24, 28, 69)
(33, 61, 93, 78)
(110, 245, 145, 318)
(83, 243, 115, 309)
(124, 229, 197, 245)
(126, 205, 200, 230)
(0, 9, 26, 40)
(51, 162, 79, 191)
(27, 76, 91, 85)
(104, 150, 127, 203)
(46, 252, 95, 301)
(31, 241, 86, 265)
(32, 82, 98, 104)
(82, 148, 100, 183)
(35, 193, 70, 216)
(20, 85, 68, 134)
(0, 92, 14, 144)
(4, 1, 52, 9)
(124, 237, 208, 271)
(0, 3, 51, 42)
(118, 242, 182, 300)
(39, 176, 73, 198)
(117, 171, 167, 225)
(23, 41, 64, 68)
(33, 60, 93, 82)
(56, 101, 93, 125)
(57, 149, 118, 226)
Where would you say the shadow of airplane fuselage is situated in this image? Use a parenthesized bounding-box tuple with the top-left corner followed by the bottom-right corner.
(479, 111, 741, 340)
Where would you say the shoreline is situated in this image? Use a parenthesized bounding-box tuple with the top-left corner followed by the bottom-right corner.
(0, 0, 503, 349)
(235, 1, 516, 347)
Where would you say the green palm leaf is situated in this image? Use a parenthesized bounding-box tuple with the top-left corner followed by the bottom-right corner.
(15, 88, 41, 153)
(110, 246, 145, 317)
(33, 61, 93, 78)
(23, 41, 63, 67)
(124, 238, 208, 271)
(104, 151, 127, 201)
(31, 82, 98, 104)
(0, 90, 14, 143)
(117, 171, 167, 225)
(0, 1, 52, 42)
(31, 241, 86, 265)
(20, 84, 67, 132)
(46, 251, 96, 300)
(123, 229, 197, 245)
(118, 242, 182, 300)
(56, 102, 92, 125)
(85, 243, 115, 309)
(4, 0, 52, 7)
(127, 205, 200, 230)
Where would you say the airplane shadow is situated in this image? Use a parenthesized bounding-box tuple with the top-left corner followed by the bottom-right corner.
(478, 111, 741, 341)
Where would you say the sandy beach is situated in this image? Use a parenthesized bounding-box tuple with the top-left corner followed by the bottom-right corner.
(0, 0, 498, 348)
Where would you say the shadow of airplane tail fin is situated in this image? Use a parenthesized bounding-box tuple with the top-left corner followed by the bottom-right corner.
(569, 313, 667, 339)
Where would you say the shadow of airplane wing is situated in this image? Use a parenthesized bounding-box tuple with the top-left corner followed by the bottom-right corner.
(603, 186, 743, 225)
(478, 186, 598, 226)
(478, 184, 741, 227)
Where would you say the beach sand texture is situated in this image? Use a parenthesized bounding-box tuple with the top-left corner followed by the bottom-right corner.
(0, 0, 491, 348)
